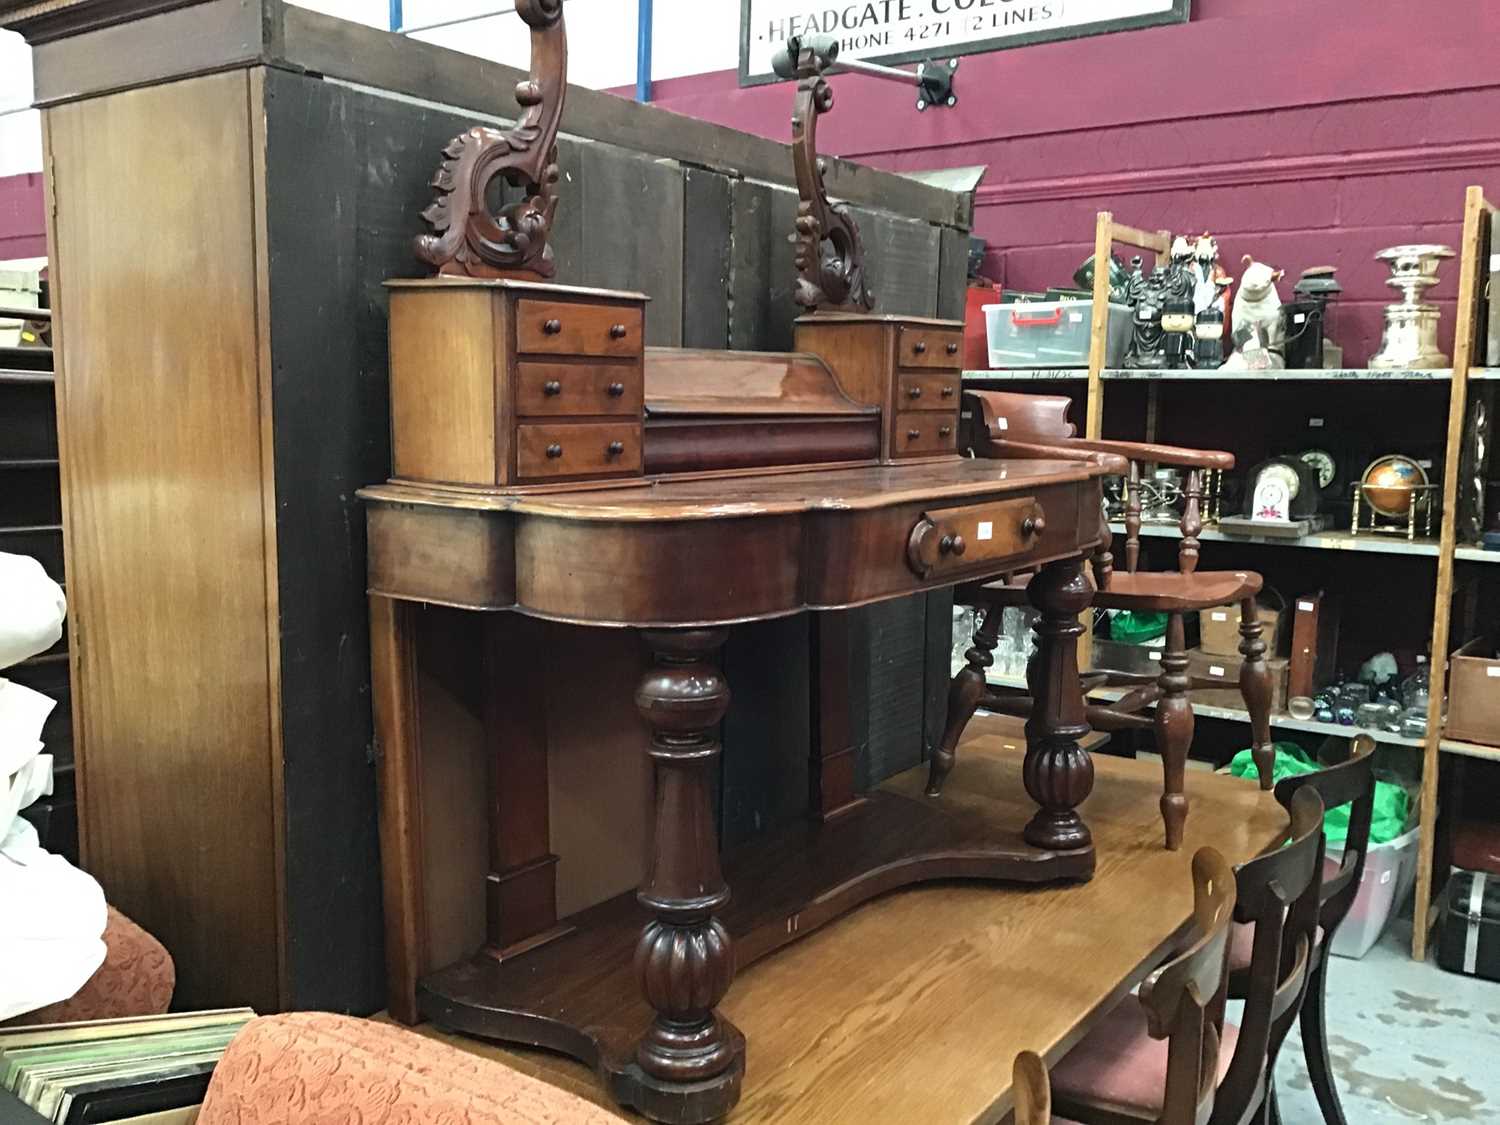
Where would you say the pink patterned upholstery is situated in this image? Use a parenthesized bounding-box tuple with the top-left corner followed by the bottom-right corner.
(199, 1013, 626, 1124)
(14, 907, 174, 1025)
(1051, 999, 1239, 1113)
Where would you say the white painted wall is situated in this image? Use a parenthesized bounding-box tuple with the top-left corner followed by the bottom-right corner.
(0, 31, 40, 177)
(0, 0, 740, 178)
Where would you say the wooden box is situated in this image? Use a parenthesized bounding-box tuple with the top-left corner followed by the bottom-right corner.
(388, 280, 648, 488)
(1197, 593, 1286, 658)
(1187, 647, 1290, 713)
(1446, 637, 1500, 747)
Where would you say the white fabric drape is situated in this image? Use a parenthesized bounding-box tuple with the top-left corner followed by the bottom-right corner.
(0, 552, 107, 1022)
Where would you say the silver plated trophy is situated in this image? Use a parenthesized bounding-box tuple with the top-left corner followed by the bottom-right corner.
(1369, 244, 1456, 368)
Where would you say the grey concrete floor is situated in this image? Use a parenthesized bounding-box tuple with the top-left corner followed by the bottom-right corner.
(1271, 916, 1500, 1123)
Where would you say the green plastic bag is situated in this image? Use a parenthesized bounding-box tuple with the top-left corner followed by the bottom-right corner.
(1228, 742, 1411, 845)
(1110, 610, 1168, 645)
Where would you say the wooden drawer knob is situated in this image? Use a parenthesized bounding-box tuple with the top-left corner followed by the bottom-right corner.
(913, 341, 928, 355)
(908, 386, 923, 400)
(939, 425, 953, 438)
(609, 323, 628, 339)
(1023, 514, 1046, 536)
(907, 428, 921, 440)
(607, 381, 626, 397)
(543, 380, 562, 396)
(941, 385, 955, 398)
(543, 318, 562, 335)
(946, 341, 959, 355)
(939, 534, 966, 557)
(546, 443, 563, 459)
(606, 440, 625, 456)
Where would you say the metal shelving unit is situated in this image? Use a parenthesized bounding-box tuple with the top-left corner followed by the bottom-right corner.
(965, 197, 1500, 962)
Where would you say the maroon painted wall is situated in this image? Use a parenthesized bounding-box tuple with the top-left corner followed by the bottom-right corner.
(627, 0, 1500, 365)
(0, 172, 45, 261)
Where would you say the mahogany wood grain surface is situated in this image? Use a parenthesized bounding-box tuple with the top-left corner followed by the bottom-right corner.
(516, 361, 643, 417)
(515, 420, 643, 481)
(516, 297, 643, 357)
(897, 370, 961, 411)
(643, 348, 875, 417)
(409, 717, 1288, 1125)
(362, 460, 1103, 625)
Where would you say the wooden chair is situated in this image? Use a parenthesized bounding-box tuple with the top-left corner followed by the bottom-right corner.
(1014, 1051, 1052, 1125)
(933, 390, 1275, 850)
(1053, 790, 1323, 1125)
(1050, 846, 1238, 1125)
(1227, 735, 1376, 1125)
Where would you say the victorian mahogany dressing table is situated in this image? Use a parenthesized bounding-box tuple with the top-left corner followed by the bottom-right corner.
(361, 10, 1107, 1122)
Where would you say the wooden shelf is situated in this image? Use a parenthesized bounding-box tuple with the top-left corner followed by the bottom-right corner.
(963, 368, 1086, 382)
(983, 672, 1425, 749)
(1438, 738, 1500, 762)
(0, 369, 54, 385)
(0, 345, 52, 363)
(1102, 367, 1454, 382)
(967, 367, 1472, 383)
(1106, 521, 1470, 560)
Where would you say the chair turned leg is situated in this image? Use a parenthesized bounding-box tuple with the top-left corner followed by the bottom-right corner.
(928, 604, 1001, 797)
(1238, 596, 1274, 790)
(1301, 950, 1348, 1125)
(1153, 613, 1192, 851)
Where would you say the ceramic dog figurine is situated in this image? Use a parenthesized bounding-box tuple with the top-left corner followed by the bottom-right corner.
(1222, 255, 1286, 370)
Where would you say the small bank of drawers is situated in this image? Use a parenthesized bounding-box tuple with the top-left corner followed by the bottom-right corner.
(386, 280, 647, 489)
(893, 325, 962, 458)
(512, 298, 644, 483)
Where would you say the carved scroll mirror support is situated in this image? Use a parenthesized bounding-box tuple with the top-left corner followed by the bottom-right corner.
(774, 34, 875, 312)
(414, 0, 566, 279)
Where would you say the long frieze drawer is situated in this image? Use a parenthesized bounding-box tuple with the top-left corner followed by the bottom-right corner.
(896, 325, 962, 368)
(515, 362, 643, 417)
(515, 300, 643, 357)
(897, 371, 960, 411)
(516, 422, 643, 480)
(892, 411, 957, 457)
(906, 496, 1046, 579)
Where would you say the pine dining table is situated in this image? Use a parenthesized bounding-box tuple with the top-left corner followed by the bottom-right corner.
(406, 714, 1289, 1124)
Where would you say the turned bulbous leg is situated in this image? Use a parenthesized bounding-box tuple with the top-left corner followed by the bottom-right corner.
(630, 628, 743, 1121)
(928, 603, 1002, 796)
(1154, 613, 1193, 851)
(1022, 558, 1096, 851)
(1238, 597, 1274, 790)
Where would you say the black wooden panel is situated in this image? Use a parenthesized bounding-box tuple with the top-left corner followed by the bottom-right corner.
(261, 68, 452, 1014)
(859, 596, 930, 787)
(720, 615, 811, 848)
(937, 225, 971, 321)
(682, 167, 732, 349)
(728, 179, 802, 353)
(579, 143, 683, 347)
(922, 588, 956, 760)
(850, 206, 941, 319)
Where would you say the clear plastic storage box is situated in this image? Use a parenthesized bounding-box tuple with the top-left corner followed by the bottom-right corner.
(983, 299, 1131, 368)
(1327, 823, 1420, 959)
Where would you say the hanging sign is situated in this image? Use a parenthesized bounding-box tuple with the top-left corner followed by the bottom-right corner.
(740, 0, 1190, 85)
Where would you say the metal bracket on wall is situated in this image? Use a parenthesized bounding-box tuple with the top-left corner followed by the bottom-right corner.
(773, 35, 959, 111)
(914, 58, 958, 111)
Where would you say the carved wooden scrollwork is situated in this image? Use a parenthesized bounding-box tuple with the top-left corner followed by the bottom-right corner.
(414, 0, 566, 279)
(789, 65, 874, 312)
